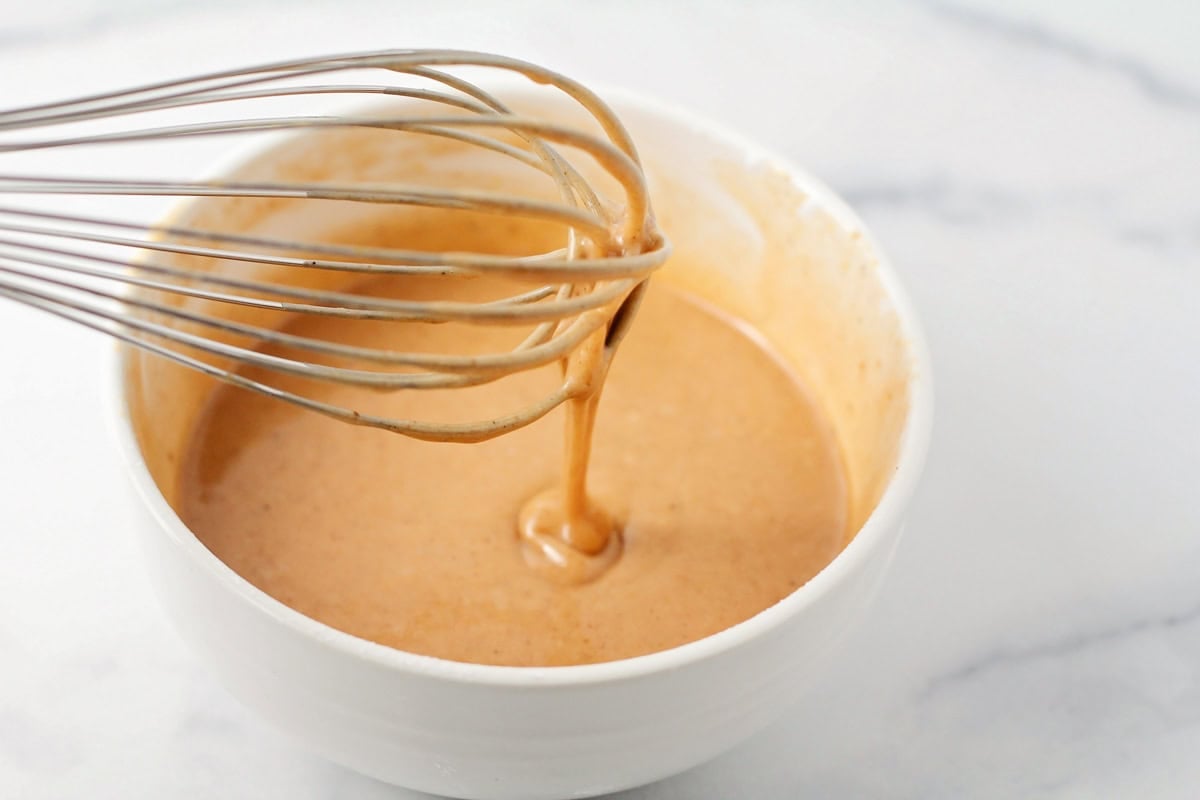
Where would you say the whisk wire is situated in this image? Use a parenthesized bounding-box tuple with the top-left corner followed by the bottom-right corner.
(0, 50, 670, 441)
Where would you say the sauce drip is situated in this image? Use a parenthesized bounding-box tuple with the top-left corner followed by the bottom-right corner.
(518, 301, 624, 582)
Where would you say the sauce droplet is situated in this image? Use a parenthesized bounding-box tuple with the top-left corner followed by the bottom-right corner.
(517, 488, 622, 584)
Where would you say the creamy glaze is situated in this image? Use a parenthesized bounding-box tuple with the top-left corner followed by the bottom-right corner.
(179, 266, 848, 666)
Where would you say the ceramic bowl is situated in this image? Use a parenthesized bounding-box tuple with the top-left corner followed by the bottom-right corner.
(113, 86, 932, 799)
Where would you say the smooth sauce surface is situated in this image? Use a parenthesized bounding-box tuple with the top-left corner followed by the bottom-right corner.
(178, 228, 849, 667)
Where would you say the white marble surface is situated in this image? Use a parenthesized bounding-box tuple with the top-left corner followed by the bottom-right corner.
(2, 1, 1199, 797)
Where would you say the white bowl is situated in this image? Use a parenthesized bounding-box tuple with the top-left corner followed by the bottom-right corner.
(113, 87, 933, 799)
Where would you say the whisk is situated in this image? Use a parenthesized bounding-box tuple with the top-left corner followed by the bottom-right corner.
(0, 50, 670, 442)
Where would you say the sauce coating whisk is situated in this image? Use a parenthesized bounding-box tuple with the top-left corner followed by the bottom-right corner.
(0, 50, 669, 441)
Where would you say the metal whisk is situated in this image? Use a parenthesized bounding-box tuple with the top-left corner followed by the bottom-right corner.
(0, 50, 669, 442)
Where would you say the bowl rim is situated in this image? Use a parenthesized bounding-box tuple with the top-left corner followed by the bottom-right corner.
(111, 82, 934, 688)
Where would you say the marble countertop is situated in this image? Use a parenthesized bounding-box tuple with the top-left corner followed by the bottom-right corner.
(2, 1, 1198, 797)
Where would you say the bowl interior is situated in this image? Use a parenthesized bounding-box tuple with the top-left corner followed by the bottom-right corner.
(121, 90, 916, 647)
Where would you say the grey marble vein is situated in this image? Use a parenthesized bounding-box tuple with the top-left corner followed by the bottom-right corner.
(0, 0, 267, 51)
(836, 174, 1030, 226)
(837, 172, 1200, 261)
(921, 593, 1200, 699)
(923, 0, 1200, 112)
